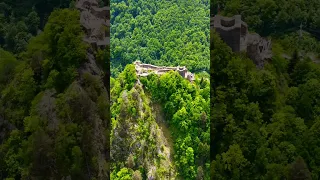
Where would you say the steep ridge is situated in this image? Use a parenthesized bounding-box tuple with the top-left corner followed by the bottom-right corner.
(111, 80, 177, 179)
(111, 63, 210, 179)
(72, 0, 110, 178)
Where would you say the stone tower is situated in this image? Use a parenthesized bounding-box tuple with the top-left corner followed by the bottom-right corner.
(213, 15, 248, 52)
(212, 14, 272, 68)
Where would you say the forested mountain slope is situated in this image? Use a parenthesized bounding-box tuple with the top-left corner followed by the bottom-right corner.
(211, 25, 320, 179)
(210, 1, 320, 178)
(211, 0, 320, 37)
(0, 8, 110, 179)
(110, 64, 210, 179)
(211, 0, 320, 59)
(110, 0, 210, 76)
(110, 0, 211, 179)
(0, 0, 108, 54)
(210, 3, 320, 178)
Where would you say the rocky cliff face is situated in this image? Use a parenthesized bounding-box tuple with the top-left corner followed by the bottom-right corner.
(76, 0, 110, 86)
(76, 0, 110, 49)
(111, 83, 177, 179)
(71, 0, 110, 179)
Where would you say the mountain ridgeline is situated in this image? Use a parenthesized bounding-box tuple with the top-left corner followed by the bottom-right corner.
(110, 0, 210, 179)
(111, 64, 210, 179)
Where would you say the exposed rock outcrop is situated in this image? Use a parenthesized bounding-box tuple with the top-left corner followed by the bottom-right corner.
(76, 0, 110, 95)
(73, 0, 110, 179)
(35, 89, 58, 131)
(111, 83, 177, 179)
(76, 0, 110, 50)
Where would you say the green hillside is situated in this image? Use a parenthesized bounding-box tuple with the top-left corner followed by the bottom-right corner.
(111, 64, 210, 179)
(210, 0, 320, 178)
(110, 0, 210, 76)
(110, 0, 210, 179)
(0, 7, 110, 180)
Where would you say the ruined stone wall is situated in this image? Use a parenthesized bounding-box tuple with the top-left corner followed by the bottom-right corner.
(134, 61, 195, 81)
(246, 34, 272, 68)
(140, 64, 159, 70)
(177, 69, 186, 78)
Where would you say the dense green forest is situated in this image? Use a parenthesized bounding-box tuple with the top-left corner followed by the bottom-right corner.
(110, 64, 210, 179)
(110, 0, 210, 76)
(0, 2, 110, 179)
(0, 0, 108, 54)
(211, 0, 320, 37)
(211, 29, 320, 179)
(211, 0, 320, 179)
(110, 0, 210, 179)
(211, 0, 320, 57)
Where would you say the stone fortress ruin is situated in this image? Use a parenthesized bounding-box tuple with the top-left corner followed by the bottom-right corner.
(211, 15, 272, 68)
(76, 0, 110, 50)
(134, 61, 195, 82)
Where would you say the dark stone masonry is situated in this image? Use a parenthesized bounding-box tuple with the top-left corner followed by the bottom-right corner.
(211, 15, 272, 68)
